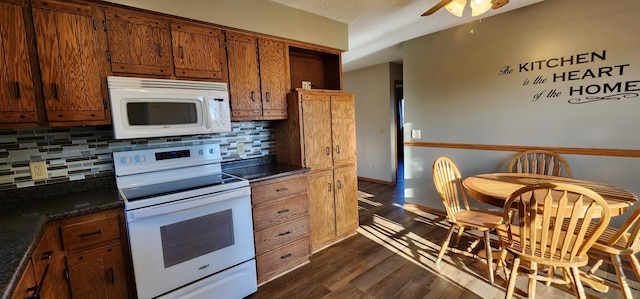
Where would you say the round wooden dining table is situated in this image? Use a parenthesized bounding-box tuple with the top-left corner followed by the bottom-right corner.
(462, 173, 638, 216)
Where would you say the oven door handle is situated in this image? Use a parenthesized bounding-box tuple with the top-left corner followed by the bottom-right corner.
(126, 187, 250, 221)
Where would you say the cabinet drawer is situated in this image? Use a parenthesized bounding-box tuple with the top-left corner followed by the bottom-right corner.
(252, 194, 308, 231)
(256, 236, 310, 283)
(254, 217, 310, 255)
(61, 213, 121, 251)
(251, 175, 307, 206)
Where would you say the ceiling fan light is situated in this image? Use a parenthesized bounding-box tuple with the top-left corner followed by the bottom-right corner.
(470, 0, 492, 16)
(445, 0, 467, 17)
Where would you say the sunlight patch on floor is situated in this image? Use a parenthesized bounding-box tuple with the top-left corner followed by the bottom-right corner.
(357, 213, 506, 299)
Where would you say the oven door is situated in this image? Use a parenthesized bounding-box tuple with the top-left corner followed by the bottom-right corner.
(125, 187, 255, 299)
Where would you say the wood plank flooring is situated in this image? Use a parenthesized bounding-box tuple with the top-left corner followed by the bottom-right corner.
(247, 177, 640, 299)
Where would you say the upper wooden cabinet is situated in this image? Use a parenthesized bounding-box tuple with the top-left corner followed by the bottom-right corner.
(275, 90, 356, 170)
(0, 0, 37, 126)
(227, 32, 288, 121)
(170, 21, 227, 81)
(31, 0, 109, 125)
(104, 8, 172, 76)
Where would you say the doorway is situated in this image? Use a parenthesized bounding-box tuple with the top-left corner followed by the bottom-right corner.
(394, 80, 404, 185)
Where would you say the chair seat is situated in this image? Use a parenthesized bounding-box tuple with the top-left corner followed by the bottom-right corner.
(496, 224, 591, 267)
(590, 224, 636, 255)
(453, 210, 503, 231)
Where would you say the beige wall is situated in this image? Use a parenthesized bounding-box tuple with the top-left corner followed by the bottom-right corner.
(344, 63, 402, 183)
(103, 0, 348, 50)
(402, 0, 640, 227)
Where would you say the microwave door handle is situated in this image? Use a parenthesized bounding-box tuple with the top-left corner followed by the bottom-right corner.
(203, 98, 212, 129)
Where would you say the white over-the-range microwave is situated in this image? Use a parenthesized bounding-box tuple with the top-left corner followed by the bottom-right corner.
(107, 76, 231, 139)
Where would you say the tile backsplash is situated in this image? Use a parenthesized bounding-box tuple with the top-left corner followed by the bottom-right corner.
(0, 122, 274, 191)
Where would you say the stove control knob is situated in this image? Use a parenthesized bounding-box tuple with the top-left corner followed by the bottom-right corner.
(122, 156, 132, 164)
(198, 149, 204, 156)
(135, 155, 145, 162)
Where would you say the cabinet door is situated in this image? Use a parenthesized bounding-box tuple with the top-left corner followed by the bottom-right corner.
(31, 222, 70, 299)
(301, 94, 333, 170)
(171, 22, 226, 81)
(67, 243, 128, 299)
(10, 260, 36, 299)
(32, 0, 107, 123)
(307, 170, 336, 250)
(334, 165, 359, 237)
(258, 38, 287, 119)
(331, 94, 357, 167)
(0, 1, 37, 124)
(227, 32, 261, 119)
(104, 8, 172, 76)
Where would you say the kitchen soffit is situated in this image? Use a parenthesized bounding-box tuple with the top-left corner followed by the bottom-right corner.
(270, 0, 543, 72)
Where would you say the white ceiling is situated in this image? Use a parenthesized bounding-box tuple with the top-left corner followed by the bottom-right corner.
(271, 0, 543, 72)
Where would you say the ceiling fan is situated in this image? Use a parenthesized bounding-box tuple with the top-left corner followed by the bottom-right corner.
(421, 0, 510, 17)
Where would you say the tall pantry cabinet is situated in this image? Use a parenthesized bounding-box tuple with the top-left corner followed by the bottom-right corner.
(275, 90, 358, 251)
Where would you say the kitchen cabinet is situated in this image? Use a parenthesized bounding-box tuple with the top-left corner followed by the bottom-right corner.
(226, 32, 288, 121)
(60, 208, 132, 299)
(103, 7, 172, 76)
(10, 222, 69, 299)
(250, 173, 311, 284)
(10, 259, 36, 299)
(274, 90, 358, 251)
(31, 0, 110, 125)
(170, 21, 227, 81)
(0, 0, 38, 126)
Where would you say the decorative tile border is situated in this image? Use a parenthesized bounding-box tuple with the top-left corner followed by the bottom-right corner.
(0, 122, 274, 191)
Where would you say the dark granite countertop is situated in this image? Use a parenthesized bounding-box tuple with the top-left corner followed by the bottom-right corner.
(0, 177, 121, 299)
(223, 157, 310, 183)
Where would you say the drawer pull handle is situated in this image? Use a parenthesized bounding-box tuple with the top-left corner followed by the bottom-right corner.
(106, 267, 115, 283)
(276, 188, 289, 192)
(278, 231, 291, 236)
(79, 230, 103, 238)
(281, 253, 292, 259)
(40, 251, 53, 261)
(277, 209, 290, 214)
(199, 264, 210, 270)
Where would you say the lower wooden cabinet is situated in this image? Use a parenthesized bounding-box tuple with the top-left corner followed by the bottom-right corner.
(66, 243, 128, 299)
(250, 173, 311, 284)
(11, 222, 68, 299)
(308, 165, 359, 251)
(10, 258, 36, 299)
(11, 208, 133, 299)
(59, 208, 132, 299)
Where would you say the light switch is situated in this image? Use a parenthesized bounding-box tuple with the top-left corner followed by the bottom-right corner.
(411, 129, 422, 139)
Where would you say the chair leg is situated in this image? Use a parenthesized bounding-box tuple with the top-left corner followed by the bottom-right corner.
(528, 261, 537, 299)
(610, 253, 634, 299)
(570, 266, 587, 299)
(505, 257, 520, 299)
(629, 254, 640, 285)
(484, 231, 495, 284)
(436, 224, 456, 264)
(454, 226, 465, 247)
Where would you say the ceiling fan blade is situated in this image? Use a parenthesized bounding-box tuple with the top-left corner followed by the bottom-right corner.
(492, 0, 509, 9)
(421, 0, 454, 16)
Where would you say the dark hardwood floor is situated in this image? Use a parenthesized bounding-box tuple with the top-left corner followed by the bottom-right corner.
(248, 167, 639, 299)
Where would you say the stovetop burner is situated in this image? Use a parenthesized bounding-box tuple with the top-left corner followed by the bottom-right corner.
(121, 173, 244, 202)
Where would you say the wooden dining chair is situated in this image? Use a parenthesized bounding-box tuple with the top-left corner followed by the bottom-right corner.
(507, 149, 571, 177)
(498, 183, 611, 299)
(582, 206, 640, 299)
(432, 157, 503, 284)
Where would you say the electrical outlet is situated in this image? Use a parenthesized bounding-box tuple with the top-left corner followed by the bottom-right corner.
(237, 142, 245, 155)
(29, 161, 48, 180)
